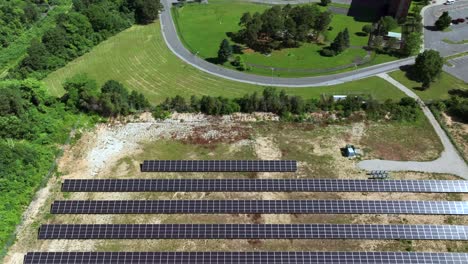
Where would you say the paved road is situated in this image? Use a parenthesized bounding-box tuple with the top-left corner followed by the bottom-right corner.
(358, 73, 468, 179)
(160, 0, 416, 87)
(445, 55, 468, 82)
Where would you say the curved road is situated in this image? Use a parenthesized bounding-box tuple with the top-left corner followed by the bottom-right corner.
(160, 0, 415, 87)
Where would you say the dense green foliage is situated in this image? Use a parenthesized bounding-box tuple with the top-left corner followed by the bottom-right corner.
(0, 0, 44, 48)
(432, 89, 468, 123)
(159, 87, 421, 122)
(0, 75, 150, 256)
(8, 0, 161, 79)
(0, 1, 73, 75)
(0, 79, 82, 256)
(235, 5, 332, 52)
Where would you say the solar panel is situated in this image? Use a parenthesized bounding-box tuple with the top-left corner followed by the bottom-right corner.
(140, 160, 297, 172)
(62, 179, 468, 193)
(50, 200, 468, 215)
(23, 251, 468, 264)
(38, 224, 468, 240)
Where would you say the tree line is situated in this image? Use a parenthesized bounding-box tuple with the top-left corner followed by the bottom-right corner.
(157, 88, 422, 122)
(0, 74, 152, 252)
(61, 74, 150, 117)
(234, 4, 332, 53)
(8, 0, 162, 80)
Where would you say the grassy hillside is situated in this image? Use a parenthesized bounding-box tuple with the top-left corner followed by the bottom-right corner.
(43, 23, 405, 104)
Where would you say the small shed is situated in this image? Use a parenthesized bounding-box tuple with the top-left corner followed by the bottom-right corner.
(333, 95, 347, 102)
(386, 32, 402, 40)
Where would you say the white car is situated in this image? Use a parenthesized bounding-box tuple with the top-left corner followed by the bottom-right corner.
(446, 0, 455, 5)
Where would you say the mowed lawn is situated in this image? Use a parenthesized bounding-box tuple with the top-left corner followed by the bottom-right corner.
(389, 70, 468, 101)
(172, 0, 389, 77)
(43, 23, 405, 104)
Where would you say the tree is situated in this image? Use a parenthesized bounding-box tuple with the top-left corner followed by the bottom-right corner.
(134, 0, 162, 24)
(320, 0, 331, 6)
(400, 32, 422, 56)
(239, 12, 252, 26)
(314, 11, 332, 36)
(61, 74, 100, 112)
(217, 39, 232, 63)
(413, 50, 444, 89)
(342, 28, 350, 48)
(370, 36, 384, 50)
(376, 16, 398, 35)
(330, 29, 348, 54)
(99, 80, 130, 116)
(362, 24, 372, 35)
(435, 11, 451, 31)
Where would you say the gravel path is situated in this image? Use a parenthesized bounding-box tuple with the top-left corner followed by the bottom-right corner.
(358, 73, 468, 179)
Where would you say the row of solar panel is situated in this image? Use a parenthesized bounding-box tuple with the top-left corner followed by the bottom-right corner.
(24, 252, 468, 264)
(61, 179, 468, 193)
(38, 224, 468, 240)
(141, 160, 297, 172)
(50, 200, 468, 215)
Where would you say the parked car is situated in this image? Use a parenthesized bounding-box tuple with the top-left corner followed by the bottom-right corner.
(457, 18, 465, 23)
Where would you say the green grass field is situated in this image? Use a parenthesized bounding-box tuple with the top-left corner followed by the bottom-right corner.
(43, 23, 405, 104)
(172, 0, 395, 77)
(389, 70, 468, 101)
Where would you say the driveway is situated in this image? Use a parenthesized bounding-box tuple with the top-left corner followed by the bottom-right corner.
(424, 1, 468, 56)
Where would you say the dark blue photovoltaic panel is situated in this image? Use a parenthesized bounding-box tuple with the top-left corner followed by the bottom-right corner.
(140, 160, 297, 172)
(38, 224, 468, 240)
(50, 200, 468, 215)
(23, 251, 468, 264)
(62, 179, 468, 193)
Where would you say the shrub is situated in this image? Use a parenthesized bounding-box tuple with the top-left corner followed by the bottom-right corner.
(320, 48, 336, 57)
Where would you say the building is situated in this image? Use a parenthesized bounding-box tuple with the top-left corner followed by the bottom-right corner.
(388, 0, 412, 19)
(348, 0, 412, 21)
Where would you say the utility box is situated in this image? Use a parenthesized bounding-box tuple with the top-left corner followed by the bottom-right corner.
(343, 144, 362, 158)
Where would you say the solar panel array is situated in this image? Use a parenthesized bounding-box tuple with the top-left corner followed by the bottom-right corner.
(23, 251, 468, 264)
(141, 160, 297, 172)
(61, 179, 468, 193)
(38, 224, 468, 240)
(27, 158, 468, 263)
(50, 200, 468, 215)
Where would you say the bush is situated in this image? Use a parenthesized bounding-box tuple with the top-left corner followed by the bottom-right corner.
(362, 24, 372, 35)
(320, 48, 336, 57)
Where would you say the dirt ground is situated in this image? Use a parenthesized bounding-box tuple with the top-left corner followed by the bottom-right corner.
(4, 113, 467, 263)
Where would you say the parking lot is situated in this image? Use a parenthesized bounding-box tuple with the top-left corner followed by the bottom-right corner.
(425, 1, 468, 56)
(445, 55, 468, 82)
